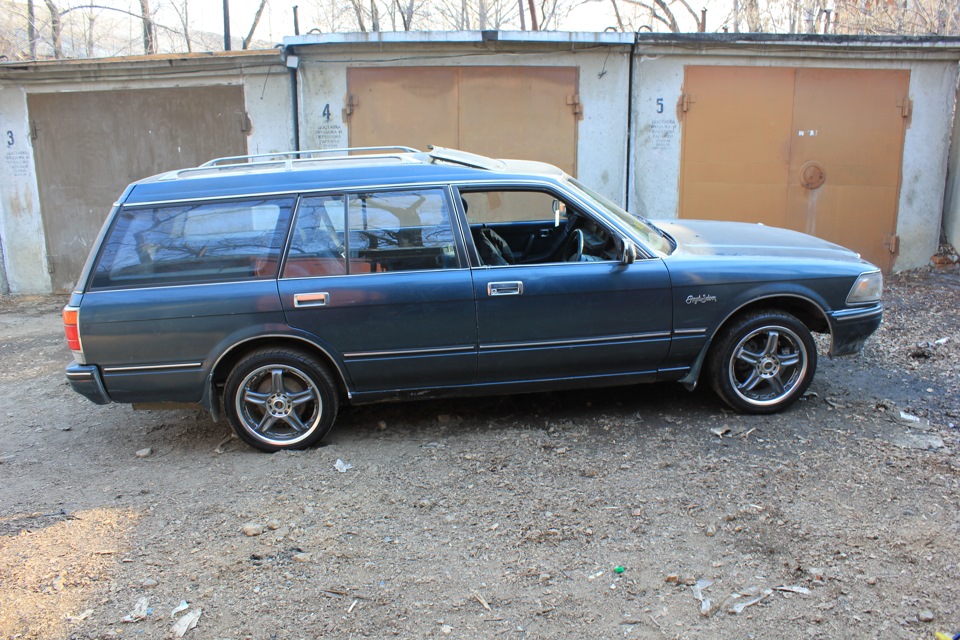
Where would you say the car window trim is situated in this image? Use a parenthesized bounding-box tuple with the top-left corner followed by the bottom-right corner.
(450, 181, 649, 265)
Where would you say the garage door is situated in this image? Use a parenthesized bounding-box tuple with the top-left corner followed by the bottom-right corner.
(679, 66, 909, 272)
(346, 66, 579, 176)
(29, 86, 248, 292)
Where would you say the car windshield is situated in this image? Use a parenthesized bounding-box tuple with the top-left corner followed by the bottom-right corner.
(566, 178, 675, 255)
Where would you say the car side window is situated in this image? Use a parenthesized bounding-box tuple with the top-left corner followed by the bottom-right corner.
(284, 195, 347, 278)
(90, 197, 295, 289)
(283, 188, 460, 277)
(460, 189, 618, 266)
(346, 189, 459, 272)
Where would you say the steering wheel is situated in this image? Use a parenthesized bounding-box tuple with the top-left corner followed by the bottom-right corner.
(564, 228, 584, 262)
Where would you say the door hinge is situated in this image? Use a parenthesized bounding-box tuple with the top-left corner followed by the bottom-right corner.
(344, 95, 360, 118)
(681, 93, 696, 113)
(239, 111, 251, 132)
(29, 120, 38, 140)
(566, 94, 583, 119)
(883, 234, 900, 254)
(46, 254, 55, 274)
(898, 96, 912, 118)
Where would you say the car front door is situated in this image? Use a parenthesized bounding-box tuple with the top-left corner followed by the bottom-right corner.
(458, 187, 673, 384)
(278, 189, 477, 393)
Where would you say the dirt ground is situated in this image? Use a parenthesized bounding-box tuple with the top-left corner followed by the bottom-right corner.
(0, 269, 958, 640)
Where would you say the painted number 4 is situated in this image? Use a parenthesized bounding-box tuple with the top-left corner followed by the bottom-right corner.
(322, 104, 331, 122)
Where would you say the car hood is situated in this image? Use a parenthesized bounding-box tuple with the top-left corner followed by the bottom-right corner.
(654, 219, 864, 263)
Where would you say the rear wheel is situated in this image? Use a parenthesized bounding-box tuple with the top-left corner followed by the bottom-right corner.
(707, 310, 816, 414)
(224, 348, 338, 452)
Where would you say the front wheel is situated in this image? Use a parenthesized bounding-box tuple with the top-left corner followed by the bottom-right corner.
(707, 310, 817, 414)
(224, 348, 339, 452)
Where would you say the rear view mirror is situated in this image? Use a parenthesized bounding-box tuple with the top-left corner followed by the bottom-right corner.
(621, 239, 637, 264)
(552, 199, 566, 227)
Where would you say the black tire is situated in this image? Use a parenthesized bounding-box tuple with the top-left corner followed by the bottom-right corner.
(224, 348, 339, 452)
(706, 310, 817, 414)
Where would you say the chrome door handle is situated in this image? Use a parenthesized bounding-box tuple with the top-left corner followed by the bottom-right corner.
(293, 292, 329, 308)
(487, 281, 523, 296)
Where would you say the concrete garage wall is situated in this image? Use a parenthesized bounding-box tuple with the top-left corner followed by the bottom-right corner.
(944, 76, 960, 253)
(288, 32, 634, 204)
(628, 35, 960, 272)
(0, 84, 48, 294)
(2, 35, 960, 292)
(0, 52, 292, 294)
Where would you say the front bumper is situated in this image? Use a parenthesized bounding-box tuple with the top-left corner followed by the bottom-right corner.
(828, 303, 883, 357)
(65, 362, 112, 405)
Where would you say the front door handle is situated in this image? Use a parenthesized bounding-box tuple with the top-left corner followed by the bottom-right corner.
(487, 281, 523, 296)
(294, 292, 329, 308)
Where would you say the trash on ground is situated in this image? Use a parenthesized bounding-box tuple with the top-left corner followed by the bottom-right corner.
(710, 427, 730, 438)
(121, 596, 151, 623)
(774, 585, 811, 595)
(690, 578, 713, 616)
(170, 607, 202, 637)
(728, 586, 773, 614)
(170, 600, 189, 618)
(334, 459, 353, 473)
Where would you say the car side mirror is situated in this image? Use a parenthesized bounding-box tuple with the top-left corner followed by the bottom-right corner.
(621, 239, 637, 265)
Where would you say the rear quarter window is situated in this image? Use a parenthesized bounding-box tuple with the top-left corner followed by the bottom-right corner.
(89, 197, 295, 289)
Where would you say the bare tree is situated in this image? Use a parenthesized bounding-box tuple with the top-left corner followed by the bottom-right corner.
(167, 0, 192, 53)
(27, 0, 38, 57)
(42, 0, 62, 58)
(138, 0, 156, 53)
(242, 0, 268, 49)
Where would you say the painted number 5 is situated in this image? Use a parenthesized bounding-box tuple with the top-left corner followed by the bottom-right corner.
(656, 98, 664, 114)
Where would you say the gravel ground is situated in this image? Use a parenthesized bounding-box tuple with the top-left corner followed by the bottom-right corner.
(0, 268, 957, 640)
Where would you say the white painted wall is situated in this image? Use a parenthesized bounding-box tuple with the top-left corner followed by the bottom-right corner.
(295, 35, 633, 203)
(628, 45, 960, 272)
(943, 73, 960, 253)
(0, 84, 49, 294)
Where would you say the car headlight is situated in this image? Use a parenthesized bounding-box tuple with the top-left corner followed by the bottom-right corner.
(846, 270, 883, 304)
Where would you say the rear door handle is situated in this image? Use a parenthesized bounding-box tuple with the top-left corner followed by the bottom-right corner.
(487, 281, 523, 296)
(294, 292, 329, 308)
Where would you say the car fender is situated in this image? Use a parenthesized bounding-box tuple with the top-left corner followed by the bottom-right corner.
(200, 325, 353, 421)
(676, 283, 832, 388)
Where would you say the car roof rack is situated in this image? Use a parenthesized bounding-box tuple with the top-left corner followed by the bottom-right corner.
(163, 146, 426, 180)
(199, 146, 422, 167)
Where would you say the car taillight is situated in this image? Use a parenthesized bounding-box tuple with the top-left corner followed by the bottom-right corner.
(62, 306, 81, 352)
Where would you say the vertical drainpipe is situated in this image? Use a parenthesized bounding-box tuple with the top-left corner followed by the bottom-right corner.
(284, 45, 301, 152)
(624, 36, 636, 212)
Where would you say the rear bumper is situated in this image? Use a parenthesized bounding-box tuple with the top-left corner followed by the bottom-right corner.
(65, 362, 112, 405)
(828, 303, 883, 357)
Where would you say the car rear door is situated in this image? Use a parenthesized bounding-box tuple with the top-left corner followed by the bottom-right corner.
(278, 188, 478, 393)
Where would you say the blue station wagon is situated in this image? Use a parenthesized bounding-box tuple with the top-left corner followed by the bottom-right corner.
(63, 146, 883, 452)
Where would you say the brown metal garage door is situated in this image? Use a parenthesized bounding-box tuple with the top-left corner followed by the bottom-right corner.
(679, 66, 909, 272)
(346, 66, 579, 176)
(29, 86, 248, 292)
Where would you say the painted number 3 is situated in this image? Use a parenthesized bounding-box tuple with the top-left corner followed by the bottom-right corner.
(5, 131, 13, 147)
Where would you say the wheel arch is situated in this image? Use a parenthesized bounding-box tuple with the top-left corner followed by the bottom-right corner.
(679, 293, 830, 389)
(201, 333, 352, 421)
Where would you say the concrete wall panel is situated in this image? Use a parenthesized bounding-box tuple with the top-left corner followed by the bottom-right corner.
(0, 85, 49, 294)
